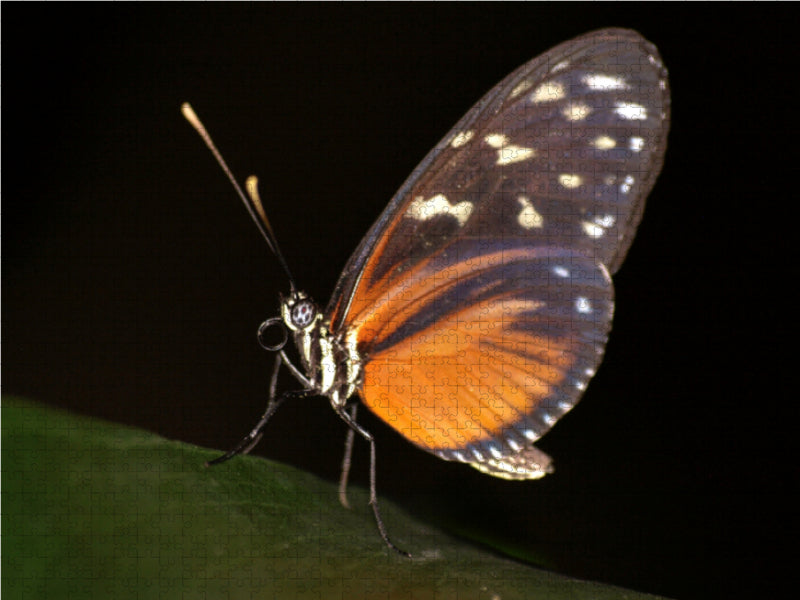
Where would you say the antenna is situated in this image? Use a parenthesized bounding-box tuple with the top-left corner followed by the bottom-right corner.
(181, 103, 296, 288)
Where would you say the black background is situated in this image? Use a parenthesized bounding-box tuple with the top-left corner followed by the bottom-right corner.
(4, 5, 793, 599)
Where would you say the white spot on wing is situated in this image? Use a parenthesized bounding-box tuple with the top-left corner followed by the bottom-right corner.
(614, 102, 648, 120)
(581, 221, 604, 238)
(629, 136, 644, 152)
(522, 429, 538, 441)
(450, 130, 474, 148)
(542, 412, 557, 426)
(575, 296, 592, 314)
(582, 73, 630, 91)
(485, 133, 508, 148)
(620, 175, 635, 194)
(558, 174, 583, 189)
(485, 133, 535, 165)
(594, 214, 616, 228)
(552, 60, 570, 73)
(407, 194, 473, 226)
(531, 81, 565, 103)
(581, 214, 615, 238)
(507, 439, 521, 452)
(552, 265, 569, 278)
(516, 196, 544, 229)
(497, 145, 535, 165)
(509, 79, 533, 99)
(563, 102, 592, 122)
(593, 135, 616, 150)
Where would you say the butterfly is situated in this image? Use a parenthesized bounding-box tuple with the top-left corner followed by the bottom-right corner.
(183, 27, 670, 556)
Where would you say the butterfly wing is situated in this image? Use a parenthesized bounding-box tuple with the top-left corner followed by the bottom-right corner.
(327, 28, 670, 478)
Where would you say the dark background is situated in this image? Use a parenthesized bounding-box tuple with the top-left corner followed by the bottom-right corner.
(3, 5, 792, 599)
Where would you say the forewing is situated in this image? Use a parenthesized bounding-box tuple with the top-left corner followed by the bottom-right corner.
(329, 28, 669, 330)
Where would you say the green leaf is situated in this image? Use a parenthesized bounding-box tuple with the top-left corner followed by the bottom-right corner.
(3, 397, 668, 599)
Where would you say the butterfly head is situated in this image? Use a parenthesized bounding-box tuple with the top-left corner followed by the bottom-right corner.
(280, 290, 320, 333)
(279, 290, 349, 400)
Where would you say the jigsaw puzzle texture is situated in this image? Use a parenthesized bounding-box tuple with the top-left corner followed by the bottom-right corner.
(188, 28, 669, 554)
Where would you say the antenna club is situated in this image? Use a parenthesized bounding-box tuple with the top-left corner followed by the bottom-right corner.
(183, 102, 297, 288)
(181, 103, 201, 128)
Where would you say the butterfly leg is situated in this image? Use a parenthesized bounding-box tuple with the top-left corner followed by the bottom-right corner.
(338, 403, 358, 509)
(279, 349, 310, 387)
(336, 407, 410, 557)
(206, 353, 310, 466)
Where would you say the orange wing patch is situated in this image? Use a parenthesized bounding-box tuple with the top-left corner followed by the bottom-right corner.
(359, 294, 576, 452)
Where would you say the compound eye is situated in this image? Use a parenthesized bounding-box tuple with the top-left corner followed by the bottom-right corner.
(291, 300, 316, 329)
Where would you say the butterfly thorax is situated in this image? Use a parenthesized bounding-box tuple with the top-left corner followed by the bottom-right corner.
(281, 291, 361, 409)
